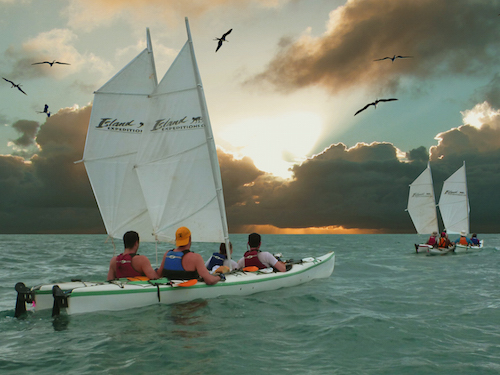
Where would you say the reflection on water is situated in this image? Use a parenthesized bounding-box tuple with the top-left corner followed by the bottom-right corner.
(168, 300, 208, 340)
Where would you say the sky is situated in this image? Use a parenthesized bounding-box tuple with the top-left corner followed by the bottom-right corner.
(1, 0, 500, 235)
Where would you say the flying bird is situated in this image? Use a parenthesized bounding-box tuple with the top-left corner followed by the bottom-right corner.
(2, 77, 27, 95)
(31, 60, 70, 66)
(214, 29, 232, 52)
(37, 104, 49, 114)
(354, 98, 398, 116)
(374, 55, 413, 62)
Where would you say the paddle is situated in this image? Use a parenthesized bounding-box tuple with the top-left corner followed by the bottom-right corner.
(177, 279, 198, 287)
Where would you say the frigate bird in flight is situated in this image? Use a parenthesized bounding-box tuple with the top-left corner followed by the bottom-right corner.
(374, 55, 413, 62)
(32, 60, 71, 66)
(2, 77, 27, 95)
(354, 98, 398, 116)
(37, 104, 49, 115)
(215, 29, 232, 52)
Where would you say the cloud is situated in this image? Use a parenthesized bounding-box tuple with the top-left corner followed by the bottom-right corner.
(62, 0, 287, 32)
(11, 120, 39, 148)
(2, 102, 500, 234)
(0, 105, 103, 234)
(247, 0, 500, 95)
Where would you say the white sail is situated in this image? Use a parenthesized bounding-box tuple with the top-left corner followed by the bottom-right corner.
(438, 162, 469, 235)
(83, 29, 158, 241)
(407, 163, 439, 234)
(134, 20, 227, 244)
(83, 22, 229, 246)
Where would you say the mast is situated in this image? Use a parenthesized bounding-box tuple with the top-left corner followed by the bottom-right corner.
(185, 17, 232, 262)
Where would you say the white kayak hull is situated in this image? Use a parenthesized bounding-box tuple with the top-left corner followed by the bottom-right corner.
(454, 240, 484, 253)
(18, 252, 334, 315)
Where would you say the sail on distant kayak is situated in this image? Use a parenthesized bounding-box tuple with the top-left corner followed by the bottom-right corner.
(407, 162, 439, 235)
(438, 162, 469, 235)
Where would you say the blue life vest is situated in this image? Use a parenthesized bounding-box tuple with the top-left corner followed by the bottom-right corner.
(206, 253, 227, 270)
(162, 249, 199, 280)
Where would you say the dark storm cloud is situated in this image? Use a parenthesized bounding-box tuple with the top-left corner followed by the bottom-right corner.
(11, 120, 40, 147)
(0, 106, 104, 234)
(2, 104, 500, 234)
(224, 120, 500, 233)
(248, 0, 500, 95)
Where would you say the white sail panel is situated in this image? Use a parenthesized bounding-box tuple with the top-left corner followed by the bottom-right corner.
(135, 41, 224, 243)
(438, 163, 469, 234)
(407, 163, 439, 234)
(83, 40, 158, 241)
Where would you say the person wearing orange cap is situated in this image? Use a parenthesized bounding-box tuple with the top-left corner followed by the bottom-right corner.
(156, 227, 224, 285)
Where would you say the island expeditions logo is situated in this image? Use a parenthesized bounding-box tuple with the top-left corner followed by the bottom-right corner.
(411, 193, 433, 198)
(443, 190, 466, 196)
(95, 118, 144, 133)
(151, 116, 204, 131)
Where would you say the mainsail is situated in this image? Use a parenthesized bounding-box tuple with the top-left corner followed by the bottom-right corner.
(83, 20, 229, 247)
(438, 162, 469, 235)
(83, 29, 158, 241)
(407, 162, 439, 234)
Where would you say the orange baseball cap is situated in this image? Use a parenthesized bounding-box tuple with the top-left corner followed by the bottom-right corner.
(176, 226, 191, 246)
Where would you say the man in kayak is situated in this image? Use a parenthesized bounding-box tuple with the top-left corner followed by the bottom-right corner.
(107, 231, 159, 280)
(157, 226, 224, 285)
(237, 233, 286, 272)
(453, 230, 474, 246)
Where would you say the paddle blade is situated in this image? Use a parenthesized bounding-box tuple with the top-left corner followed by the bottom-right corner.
(177, 279, 197, 287)
(242, 266, 259, 272)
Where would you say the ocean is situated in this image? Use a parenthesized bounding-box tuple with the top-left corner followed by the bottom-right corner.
(1, 233, 499, 374)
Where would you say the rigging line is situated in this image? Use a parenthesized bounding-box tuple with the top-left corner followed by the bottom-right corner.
(76, 151, 138, 164)
(148, 85, 197, 97)
(93, 91, 151, 96)
(133, 141, 207, 168)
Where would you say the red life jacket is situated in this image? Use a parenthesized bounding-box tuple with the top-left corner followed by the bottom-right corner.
(116, 253, 142, 278)
(459, 237, 468, 245)
(243, 250, 267, 269)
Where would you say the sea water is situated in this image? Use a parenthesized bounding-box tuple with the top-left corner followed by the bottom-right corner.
(0, 234, 499, 374)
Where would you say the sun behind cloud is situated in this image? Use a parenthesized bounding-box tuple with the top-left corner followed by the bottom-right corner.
(219, 111, 323, 179)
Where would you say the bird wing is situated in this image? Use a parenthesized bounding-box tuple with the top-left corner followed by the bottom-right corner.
(354, 103, 373, 116)
(3, 77, 14, 84)
(374, 57, 390, 61)
(215, 39, 223, 52)
(378, 98, 398, 103)
(396, 55, 413, 59)
(32, 61, 49, 65)
(17, 87, 27, 95)
(55, 62, 70, 65)
(222, 29, 232, 38)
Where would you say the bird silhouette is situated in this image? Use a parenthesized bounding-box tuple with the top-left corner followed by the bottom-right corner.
(214, 29, 232, 52)
(2, 77, 27, 95)
(354, 98, 398, 116)
(32, 60, 70, 66)
(374, 55, 413, 62)
(37, 104, 49, 114)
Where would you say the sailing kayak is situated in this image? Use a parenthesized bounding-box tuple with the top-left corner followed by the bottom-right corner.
(15, 252, 335, 316)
